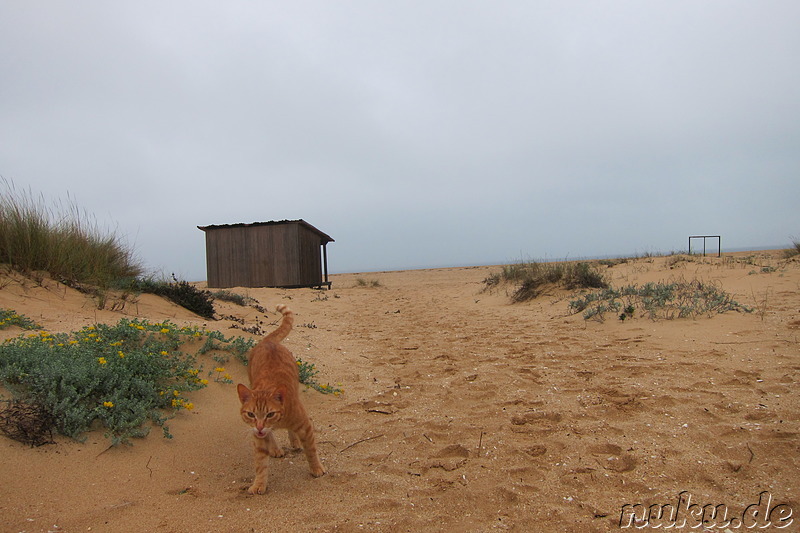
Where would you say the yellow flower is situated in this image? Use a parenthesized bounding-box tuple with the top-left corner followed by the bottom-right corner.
(136, 325, 145, 330)
(199, 379, 209, 385)
(103, 401, 114, 408)
(160, 351, 168, 356)
(118, 351, 125, 358)
(160, 328, 170, 334)
(184, 403, 194, 410)
(98, 357, 107, 365)
(223, 373, 232, 381)
(215, 367, 225, 373)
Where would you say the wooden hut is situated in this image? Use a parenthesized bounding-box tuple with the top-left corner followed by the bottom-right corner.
(197, 220, 334, 289)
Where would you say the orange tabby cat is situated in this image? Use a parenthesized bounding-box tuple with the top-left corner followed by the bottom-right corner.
(237, 304, 326, 494)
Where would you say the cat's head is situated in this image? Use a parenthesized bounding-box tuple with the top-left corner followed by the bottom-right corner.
(237, 384, 286, 438)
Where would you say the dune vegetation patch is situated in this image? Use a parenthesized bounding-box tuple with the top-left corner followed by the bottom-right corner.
(483, 260, 608, 302)
(785, 239, 800, 258)
(0, 311, 341, 446)
(569, 279, 752, 321)
(0, 180, 143, 288)
(0, 308, 41, 331)
(0, 319, 254, 445)
(0, 181, 218, 318)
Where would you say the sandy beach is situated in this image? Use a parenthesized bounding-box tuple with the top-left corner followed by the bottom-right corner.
(1, 251, 797, 532)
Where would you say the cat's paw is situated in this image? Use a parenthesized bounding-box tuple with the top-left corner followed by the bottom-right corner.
(247, 483, 267, 495)
(310, 464, 326, 478)
(268, 447, 285, 458)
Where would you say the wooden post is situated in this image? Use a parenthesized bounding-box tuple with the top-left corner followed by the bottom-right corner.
(322, 242, 330, 289)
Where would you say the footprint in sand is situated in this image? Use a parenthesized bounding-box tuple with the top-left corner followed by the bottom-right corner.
(427, 443, 470, 472)
(588, 443, 637, 473)
(510, 411, 562, 427)
(524, 444, 547, 457)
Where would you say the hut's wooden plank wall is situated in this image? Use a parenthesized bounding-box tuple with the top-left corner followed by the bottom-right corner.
(199, 220, 333, 288)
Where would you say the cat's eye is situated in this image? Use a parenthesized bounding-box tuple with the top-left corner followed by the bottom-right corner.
(265, 412, 276, 419)
(246, 411, 256, 419)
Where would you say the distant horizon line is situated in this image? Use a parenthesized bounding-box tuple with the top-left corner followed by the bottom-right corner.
(328, 243, 792, 276)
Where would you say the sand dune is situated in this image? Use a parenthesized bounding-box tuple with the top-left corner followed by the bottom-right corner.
(1, 251, 797, 532)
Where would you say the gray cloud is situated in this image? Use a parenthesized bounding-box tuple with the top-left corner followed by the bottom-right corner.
(2, 1, 798, 278)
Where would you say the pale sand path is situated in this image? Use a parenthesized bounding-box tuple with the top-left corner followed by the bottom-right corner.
(1, 251, 797, 532)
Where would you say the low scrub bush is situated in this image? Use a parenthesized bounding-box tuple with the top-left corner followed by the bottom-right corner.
(355, 278, 382, 288)
(127, 275, 216, 319)
(0, 319, 247, 445)
(296, 358, 343, 395)
(0, 309, 41, 331)
(485, 261, 608, 302)
(212, 290, 253, 306)
(1, 320, 203, 444)
(0, 317, 342, 445)
(569, 280, 751, 321)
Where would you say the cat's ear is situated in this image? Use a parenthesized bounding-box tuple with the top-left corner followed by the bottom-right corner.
(237, 383, 251, 404)
(273, 387, 286, 404)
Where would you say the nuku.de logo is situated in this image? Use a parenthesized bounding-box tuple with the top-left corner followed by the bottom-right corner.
(619, 491, 793, 529)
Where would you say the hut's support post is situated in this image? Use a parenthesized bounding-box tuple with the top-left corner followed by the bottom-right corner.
(322, 242, 331, 289)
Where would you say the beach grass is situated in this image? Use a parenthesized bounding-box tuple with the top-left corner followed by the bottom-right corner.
(0, 181, 143, 288)
(784, 239, 800, 258)
(0, 182, 219, 318)
(484, 260, 608, 302)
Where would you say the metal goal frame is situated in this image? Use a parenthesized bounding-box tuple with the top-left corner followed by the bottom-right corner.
(688, 235, 721, 257)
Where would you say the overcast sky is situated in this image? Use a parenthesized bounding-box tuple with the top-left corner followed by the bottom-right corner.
(2, 1, 798, 279)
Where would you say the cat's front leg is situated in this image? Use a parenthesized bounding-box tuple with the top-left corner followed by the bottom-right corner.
(265, 430, 284, 458)
(295, 421, 326, 477)
(288, 430, 302, 451)
(248, 436, 272, 494)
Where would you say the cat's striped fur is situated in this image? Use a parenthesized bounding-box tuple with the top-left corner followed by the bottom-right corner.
(237, 305, 325, 494)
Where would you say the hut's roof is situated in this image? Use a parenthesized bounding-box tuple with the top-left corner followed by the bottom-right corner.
(197, 219, 334, 243)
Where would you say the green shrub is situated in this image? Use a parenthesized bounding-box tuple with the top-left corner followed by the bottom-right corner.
(485, 260, 608, 302)
(0, 309, 41, 331)
(0, 317, 341, 446)
(569, 280, 751, 321)
(0, 319, 255, 445)
(212, 290, 253, 306)
(127, 275, 216, 319)
(296, 358, 343, 395)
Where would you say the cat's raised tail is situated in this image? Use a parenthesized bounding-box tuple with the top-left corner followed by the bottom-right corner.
(264, 304, 294, 344)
